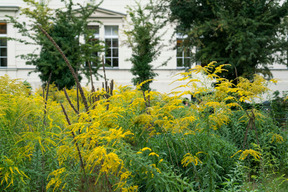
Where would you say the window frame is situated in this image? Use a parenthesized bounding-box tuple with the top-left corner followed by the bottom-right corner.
(0, 22, 7, 67)
(176, 34, 191, 69)
(104, 25, 119, 68)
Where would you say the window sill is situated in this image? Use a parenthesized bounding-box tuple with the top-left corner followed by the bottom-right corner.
(100, 67, 119, 70)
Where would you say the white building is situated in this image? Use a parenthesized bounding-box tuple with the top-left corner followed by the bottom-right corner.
(0, 0, 287, 94)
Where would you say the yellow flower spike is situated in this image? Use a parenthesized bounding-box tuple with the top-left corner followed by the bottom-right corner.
(100, 152, 123, 174)
(46, 167, 67, 191)
(224, 96, 236, 101)
(269, 133, 284, 144)
(150, 164, 161, 173)
(181, 153, 202, 167)
(184, 131, 196, 136)
(141, 147, 152, 152)
(205, 102, 221, 108)
(213, 64, 230, 75)
(104, 127, 133, 146)
(119, 171, 131, 180)
(231, 149, 261, 160)
(122, 185, 139, 192)
(9, 167, 14, 174)
(230, 150, 243, 158)
(136, 79, 154, 90)
(149, 152, 159, 157)
(270, 79, 278, 84)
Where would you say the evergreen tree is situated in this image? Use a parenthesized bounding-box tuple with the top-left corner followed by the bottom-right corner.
(124, 0, 168, 91)
(169, 0, 288, 81)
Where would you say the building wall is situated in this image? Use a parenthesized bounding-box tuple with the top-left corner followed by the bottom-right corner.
(0, 0, 287, 95)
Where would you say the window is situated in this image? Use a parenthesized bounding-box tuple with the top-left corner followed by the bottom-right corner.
(0, 23, 7, 67)
(176, 36, 191, 68)
(105, 26, 119, 67)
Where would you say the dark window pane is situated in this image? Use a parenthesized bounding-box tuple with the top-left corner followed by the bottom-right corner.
(85, 61, 97, 67)
(112, 39, 118, 47)
(112, 48, 118, 57)
(87, 25, 99, 35)
(1, 48, 7, 56)
(0, 23, 7, 34)
(89, 38, 99, 44)
(0, 58, 7, 67)
(184, 48, 190, 57)
(112, 58, 118, 67)
(177, 39, 183, 46)
(105, 58, 111, 66)
(92, 51, 98, 57)
(106, 48, 111, 57)
(0, 38, 7, 46)
(105, 39, 111, 47)
(184, 58, 190, 66)
(177, 58, 183, 67)
(177, 48, 182, 57)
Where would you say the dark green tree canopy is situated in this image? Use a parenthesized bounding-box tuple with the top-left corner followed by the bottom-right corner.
(32, 12, 82, 89)
(169, 0, 288, 81)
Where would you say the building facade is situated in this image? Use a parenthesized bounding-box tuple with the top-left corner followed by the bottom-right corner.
(0, 0, 287, 94)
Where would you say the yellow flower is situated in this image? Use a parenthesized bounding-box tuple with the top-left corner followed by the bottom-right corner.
(149, 152, 159, 157)
(269, 133, 284, 144)
(270, 79, 278, 84)
(231, 149, 261, 160)
(122, 185, 138, 192)
(141, 147, 152, 152)
(181, 153, 202, 167)
(151, 164, 161, 173)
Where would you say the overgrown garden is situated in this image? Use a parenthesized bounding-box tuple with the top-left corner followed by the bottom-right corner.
(1, 0, 288, 191)
(1, 63, 288, 191)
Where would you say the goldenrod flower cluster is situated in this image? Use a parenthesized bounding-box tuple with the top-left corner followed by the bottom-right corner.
(0, 62, 285, 191)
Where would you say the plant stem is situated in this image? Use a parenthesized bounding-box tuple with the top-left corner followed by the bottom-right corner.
(63, 87, 79, 114)
(38, 25, 89, 112)
(60, 103, 86, 178)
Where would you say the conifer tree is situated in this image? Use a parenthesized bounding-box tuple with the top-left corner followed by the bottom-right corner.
(124, 0, 168, 91)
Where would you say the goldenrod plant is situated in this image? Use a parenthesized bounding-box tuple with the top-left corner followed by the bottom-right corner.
(0, 62, 287, 191)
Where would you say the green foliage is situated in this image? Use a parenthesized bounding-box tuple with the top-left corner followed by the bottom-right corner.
(270, 91, 288, 127)
(1, 63, 288, 191)
(124, 0, 169, 91)
(169, 0, 288, 81)
(145, 132, 237, 190)
(7, 0, 104, 89)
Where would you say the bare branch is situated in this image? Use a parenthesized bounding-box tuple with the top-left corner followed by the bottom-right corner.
(38, 25, 89, 112)
(63, 87, 79, 114)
